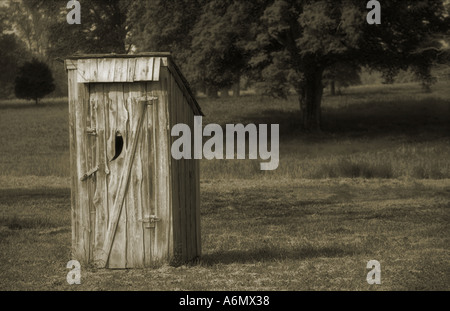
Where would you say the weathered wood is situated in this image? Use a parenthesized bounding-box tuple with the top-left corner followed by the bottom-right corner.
(142, 83, 153, 266)
(160, 74, 172, 263)
(166, 61, 203, 116)
(98, 96, 147, 268)
(161, 70, 173, 260)
(168, 69, 182, 264)
(75, 82, 90, 263)
(195, 150, 201, 257)
(134, 57, 153, 82)
(189, 110, 197, 259)
(65, 59, 77, 71)
(179, 84, 188, 262)
(97, 59, 116, 82)
(114, 59, 128, 83)
(127, 58, 136, 82)
(67, 69, 78, 261)
(107, 84, 128, 269)
(153, 57, 161, 81)
(92, 84, 109, 264)
(126, 83, 146, 268)
(87, 84, 97, 261)
(68, 54, 202, 268)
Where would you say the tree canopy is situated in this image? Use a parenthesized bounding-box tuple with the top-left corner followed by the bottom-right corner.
(2, 0, 449, 131)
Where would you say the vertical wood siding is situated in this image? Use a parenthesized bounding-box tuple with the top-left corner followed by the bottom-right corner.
(67, 56, 200, 268)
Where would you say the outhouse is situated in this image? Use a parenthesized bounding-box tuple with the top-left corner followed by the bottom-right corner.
(64, 53, 202, 268)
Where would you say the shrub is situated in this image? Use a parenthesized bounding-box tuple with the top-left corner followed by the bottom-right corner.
(14, 58, 55, 104)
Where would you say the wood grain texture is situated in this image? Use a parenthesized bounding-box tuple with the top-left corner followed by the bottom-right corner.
(107, 84, 128, 269)
(125, 83, 146, 268)
(99, 95, 147, 268)
(68, 56, 201, 268)
(92, 84, 109, 265)
(74, 82, 90, 263)
(87, 84, 97, 262)
(67, 69, 78, 261)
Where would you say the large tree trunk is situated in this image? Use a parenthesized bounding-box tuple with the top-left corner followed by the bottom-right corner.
(206, 87, 219, 98)
(232, 81, 240, 97)
(299, 69, 324, 131)
(220, 88, 230, 98)
(330, 80, 336, 96)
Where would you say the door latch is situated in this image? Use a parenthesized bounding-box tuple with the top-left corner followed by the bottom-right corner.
(81, 166, 99, 181)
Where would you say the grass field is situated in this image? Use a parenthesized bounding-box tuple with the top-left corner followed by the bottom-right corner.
(0, 82, 449, 291)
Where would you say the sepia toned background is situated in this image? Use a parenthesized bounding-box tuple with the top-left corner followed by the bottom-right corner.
(0, 0, 449, 290)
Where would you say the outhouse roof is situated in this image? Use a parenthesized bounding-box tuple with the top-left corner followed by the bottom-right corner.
(65, 52, 203, 116)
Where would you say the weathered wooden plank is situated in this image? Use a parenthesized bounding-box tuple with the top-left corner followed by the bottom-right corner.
(142, 83, 152, 267)
(92, 84, 109, 265)
(106, 84, 128, 269)
(74, 82, 90, 263)
(77, 59, 88, 83)
(125, 83, 146, 268)
(178, 81, 188, 263)
(161, 74, 172, 262)
(106, 59, 116, 82)
(86, 59, 98, 82)
(169, 74, 178, 262)
(87, 84, 97, 262)
(166, 61, 203, 116)
(127, 58, 136, 82)
(97, 58, 114, 82)
(184, 95, 192, 262)
(67, 69, 79, 261)
(65, 59, 77, 71)
(114, 59, 128, 83)
(98, 95, 147, 268)
(195, 153, 201, 258)
(153, 57, 161, 81)
(161, 69, 173, 260)
(189, 108, 197, 260)
(134, 57, 154, 81)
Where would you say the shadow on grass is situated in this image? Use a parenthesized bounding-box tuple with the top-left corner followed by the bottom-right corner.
(200, 244, 359, 265)
(239, 98, 450, 141)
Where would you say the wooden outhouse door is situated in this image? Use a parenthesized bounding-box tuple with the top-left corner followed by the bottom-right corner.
(83, 83, 163, 268)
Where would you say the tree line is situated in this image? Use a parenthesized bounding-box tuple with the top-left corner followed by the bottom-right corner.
(1, 0, 449, 130)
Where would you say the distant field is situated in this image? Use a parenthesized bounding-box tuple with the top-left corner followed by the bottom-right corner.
(0, 82, 449, 291)
(1, 83, 449, 179)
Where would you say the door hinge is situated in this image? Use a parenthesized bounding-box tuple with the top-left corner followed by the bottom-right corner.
(139, 215, 161, 228)
(81, 166, 99, 181)
(86, 128, 97, 136)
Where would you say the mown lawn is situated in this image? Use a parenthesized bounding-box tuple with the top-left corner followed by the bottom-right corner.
(0, 178, 449, 290)
(0, 82, 449, 291)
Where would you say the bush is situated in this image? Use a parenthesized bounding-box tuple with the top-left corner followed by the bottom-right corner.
(14, 58, 55, 104)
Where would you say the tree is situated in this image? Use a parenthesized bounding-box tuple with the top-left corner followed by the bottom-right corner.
(0, 34, 30, 99)
(6, 0, 53, 59)
(14, 58, 55, 104)
(247, 0, 449, 131)
(189, 0, 262, 97)
(324, 62, 361, 96)
(127, 0, 203, 90)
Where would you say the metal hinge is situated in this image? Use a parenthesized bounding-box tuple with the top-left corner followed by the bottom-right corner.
(139, 96, 158, 105)
(86, 128, 97, 136)
(139, 215, 161, 228)
(81, 166, 99, 181)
